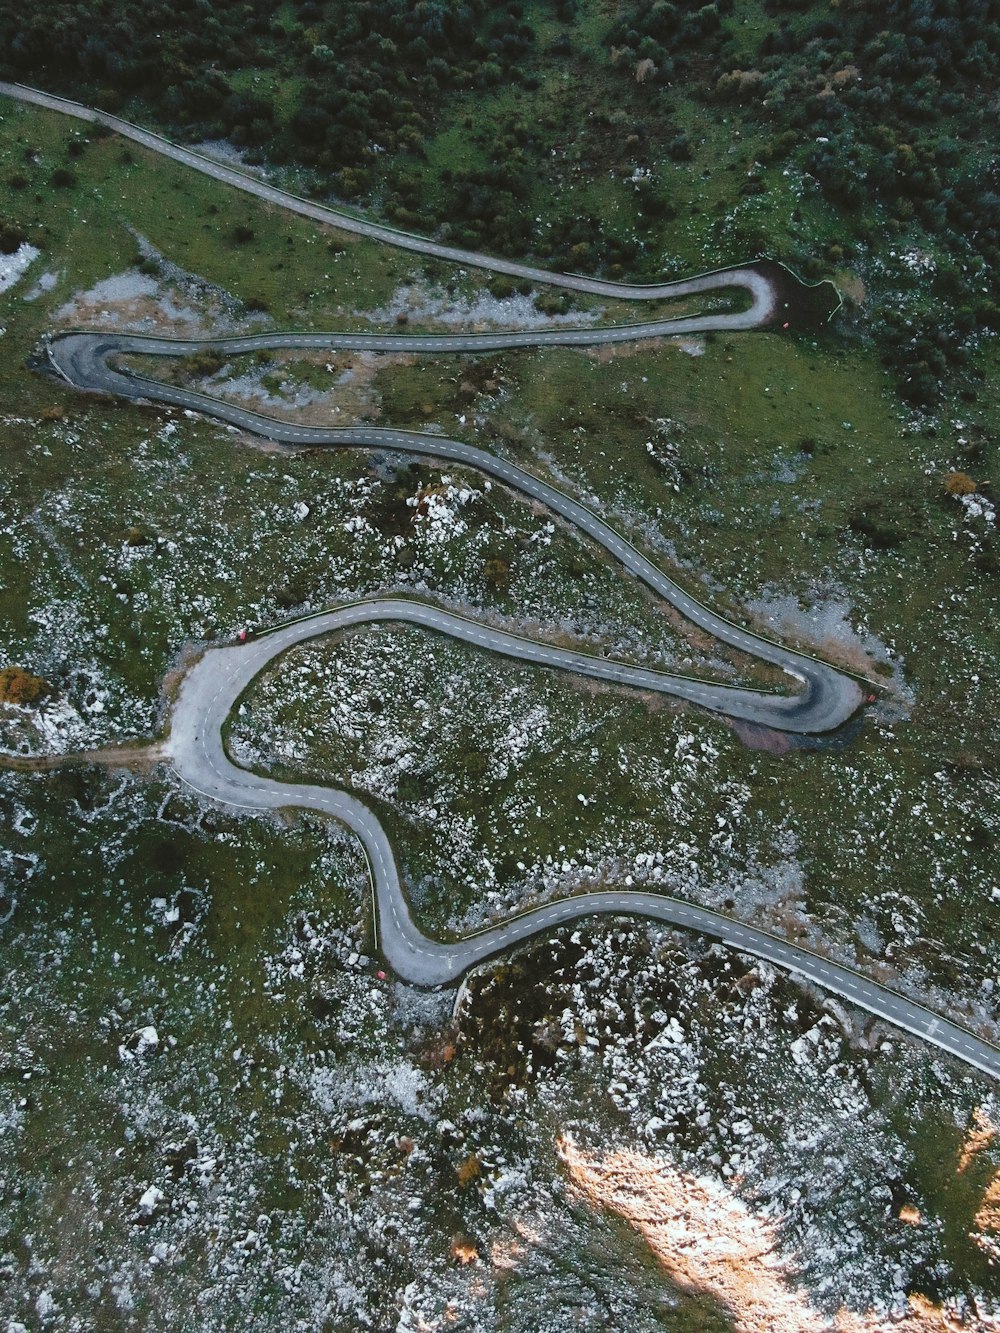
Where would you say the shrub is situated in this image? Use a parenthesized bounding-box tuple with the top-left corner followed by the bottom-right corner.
(0, 667, 50, 706)
(487, 275, 515, 299)
(455, 1154, 482, 1186)
(185, 350, 224, 378)
(484, 556, 510, 591)
(667, 133, 692, 162)
(450, 1234, 479, 1264)
(716, 68, 765, 100)
(943, 470, 977, 496)
(0, 222, 28, 254)
(534, 291, 571, 316)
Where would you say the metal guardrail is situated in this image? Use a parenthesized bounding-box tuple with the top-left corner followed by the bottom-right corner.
(242, 596, 785, 699)
(0, 80, 841, 307)
(18, 77, 861, 684)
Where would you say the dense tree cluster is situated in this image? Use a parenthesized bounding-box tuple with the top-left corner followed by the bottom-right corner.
(604, 0, 1000, 404)
(606, 0, 1000, 259)
(606, 0, 733, 83)
(0, 1, 536, 178)
(1, 0, 277, 100)
(753, 0, 1000, 243)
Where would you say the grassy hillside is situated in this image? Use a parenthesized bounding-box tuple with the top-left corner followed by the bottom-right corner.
(1, 34, 1000, 1331)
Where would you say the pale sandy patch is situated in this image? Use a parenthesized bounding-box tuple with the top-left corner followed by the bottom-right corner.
(561, 1138, 977, 1332)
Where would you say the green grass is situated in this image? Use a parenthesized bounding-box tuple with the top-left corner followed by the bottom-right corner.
(0, 100, 421, 343)
(890, 1095, 1000, 1297)
(512, 332, 904, 589)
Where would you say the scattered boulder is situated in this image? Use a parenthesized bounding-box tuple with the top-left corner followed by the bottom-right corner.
(135, 1185, 166, 1224)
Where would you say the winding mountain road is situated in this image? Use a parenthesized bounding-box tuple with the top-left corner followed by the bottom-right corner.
(11, 79, 1000, 1078)
(170, 608, 1000, 1081)
(48, 325, 860, 734)
(0, 80, 806, 305)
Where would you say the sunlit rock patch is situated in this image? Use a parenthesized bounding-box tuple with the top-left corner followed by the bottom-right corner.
(562, 1140, 972, 1332)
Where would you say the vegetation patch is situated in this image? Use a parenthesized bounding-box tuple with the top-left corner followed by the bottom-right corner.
(0, 666, 49, 705)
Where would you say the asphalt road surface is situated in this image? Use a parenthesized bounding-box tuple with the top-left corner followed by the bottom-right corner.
(15, 79, 1000, 1078)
